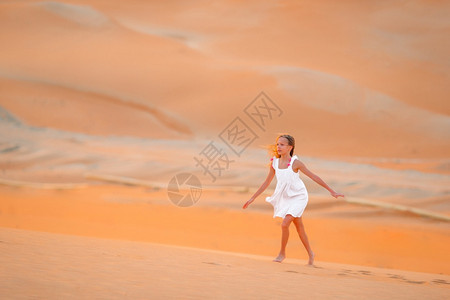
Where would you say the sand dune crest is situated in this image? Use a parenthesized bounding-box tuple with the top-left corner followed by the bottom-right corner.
(269, 66, 450, 139)
(0, 77, 192, 137)
(35, 1, 109, 27)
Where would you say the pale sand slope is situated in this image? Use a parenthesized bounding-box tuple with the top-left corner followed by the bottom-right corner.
(1, 227, 449, 299)
(1, 118, 448, 214)
(1, 185, 449, 275)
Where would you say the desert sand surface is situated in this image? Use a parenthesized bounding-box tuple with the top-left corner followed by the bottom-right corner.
(1, 0, 449, 298)
(1, 185, 449, 273)
(1, 227, 449, 300)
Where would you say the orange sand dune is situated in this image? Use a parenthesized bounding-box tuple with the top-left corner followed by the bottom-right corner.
(0, 1, 449, 298)
(0, 0, 449, 158)
(0, 77, 191, 138)
(1, 185, 449, 275)
(1, 227, 449, 299)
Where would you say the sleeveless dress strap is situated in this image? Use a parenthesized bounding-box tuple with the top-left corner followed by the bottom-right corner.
(289, 155, 298, 170)
(271, 156, 277, 169)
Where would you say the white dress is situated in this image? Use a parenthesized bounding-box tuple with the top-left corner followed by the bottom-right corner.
(265, 155, 309, 218)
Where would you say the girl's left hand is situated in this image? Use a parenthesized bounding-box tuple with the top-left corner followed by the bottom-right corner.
(331, 191, 345, 198)
(243, 199, 254, 209)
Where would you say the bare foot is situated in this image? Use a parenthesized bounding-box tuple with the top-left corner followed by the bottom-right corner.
(308, 252, 315, 265)
(273, 254, 285, 263)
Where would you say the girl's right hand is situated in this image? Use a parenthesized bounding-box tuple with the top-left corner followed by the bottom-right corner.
(243, 199, 254, 209)
(331, 191, 345, 199)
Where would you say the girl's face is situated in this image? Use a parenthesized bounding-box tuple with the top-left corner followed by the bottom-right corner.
(276, 137, 292, 156)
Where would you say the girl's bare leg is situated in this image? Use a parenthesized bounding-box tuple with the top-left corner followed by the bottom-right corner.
(273, 214, 295, 262)
(293, 217, 315, 265)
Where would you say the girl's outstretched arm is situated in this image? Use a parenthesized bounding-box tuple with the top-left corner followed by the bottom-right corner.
(293, 160, 345, 199)
(243, 165, 275, 209)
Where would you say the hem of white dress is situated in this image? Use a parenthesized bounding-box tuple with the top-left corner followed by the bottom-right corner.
(272, 212, 304, 219)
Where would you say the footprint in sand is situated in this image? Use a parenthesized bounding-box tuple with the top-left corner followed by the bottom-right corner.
(404, 280, 426, 285)
(202, 262, 231, 267)
(310, 265, 322, 269)
(432, 279, 449, 285)
(387, 274, 427, 285)
(387, 274, 405, 280)
(202, 261, 221, 266)
(358, 270, 372, 276)
(339, 269, 371, 277)
(285, 270, 309, 275)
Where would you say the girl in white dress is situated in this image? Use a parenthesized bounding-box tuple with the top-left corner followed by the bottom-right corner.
(243, 134, 344, 265)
